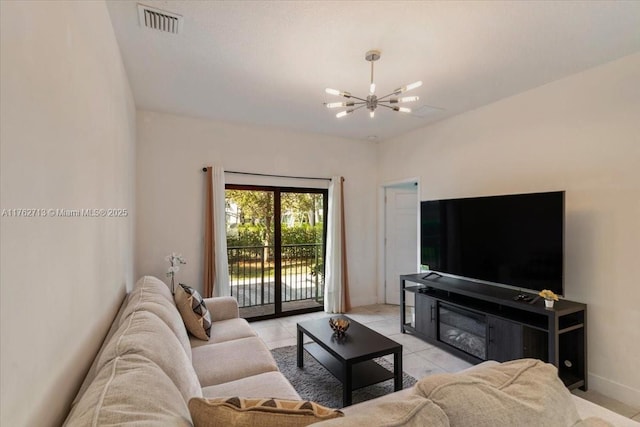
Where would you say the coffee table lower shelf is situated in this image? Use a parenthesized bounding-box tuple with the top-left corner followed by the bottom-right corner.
(304, 342, 395, 390)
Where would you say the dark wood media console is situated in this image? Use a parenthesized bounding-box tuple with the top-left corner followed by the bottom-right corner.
(400, 273, 587, 391)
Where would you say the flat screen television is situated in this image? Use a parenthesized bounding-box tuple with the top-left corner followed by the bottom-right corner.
(421, 191, 564, 296)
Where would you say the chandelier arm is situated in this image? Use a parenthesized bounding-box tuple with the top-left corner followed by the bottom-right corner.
(378, 103, 398, 111)
(348, 95, 368, 102)
(377, 92, 397, 101)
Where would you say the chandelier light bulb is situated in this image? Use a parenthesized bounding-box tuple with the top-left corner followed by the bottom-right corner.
(325, 88, 351, 98)
(399, 96, 419, 103)
(369, 83, 376, 95)
(336, 110, 354, 118)
(398, 107, 412, 113)
(326, 102, 354, 109)
(370, 111, 375, 118)
(405, 81, 423, 92)
(394, 81, 423, 95)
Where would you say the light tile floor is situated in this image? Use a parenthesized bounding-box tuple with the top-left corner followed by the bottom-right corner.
(251, 304, 640, 420)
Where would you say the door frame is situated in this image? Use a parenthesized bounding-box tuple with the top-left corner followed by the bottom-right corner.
(225, 184, 328, 321)
(378, 178, 421, 305)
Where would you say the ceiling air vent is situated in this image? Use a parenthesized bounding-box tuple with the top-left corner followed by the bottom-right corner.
(138, 4, 183, 34)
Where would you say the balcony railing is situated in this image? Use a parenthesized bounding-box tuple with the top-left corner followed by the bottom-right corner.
(227, 243, 324, 308)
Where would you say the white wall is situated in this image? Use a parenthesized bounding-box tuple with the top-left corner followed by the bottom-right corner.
(136, 110, 378, 307)
(0, 2, 136, 426)
(378, 53, 640, 406)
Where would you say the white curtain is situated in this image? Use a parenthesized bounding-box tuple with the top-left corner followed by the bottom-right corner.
(212, 166, 230, 296)
(324, 176, 347, 313)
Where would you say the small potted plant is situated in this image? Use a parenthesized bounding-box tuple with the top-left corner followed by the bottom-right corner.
(166, 252, 186, 295)
(539, 289, 559, 309)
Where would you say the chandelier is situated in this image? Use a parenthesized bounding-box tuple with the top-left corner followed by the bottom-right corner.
(325, 50, 422, 119)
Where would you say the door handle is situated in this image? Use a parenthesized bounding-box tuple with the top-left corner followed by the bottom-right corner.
(430, 304, 435, 322)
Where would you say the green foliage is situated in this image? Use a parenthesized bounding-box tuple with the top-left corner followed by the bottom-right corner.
(227, 224, 264, 248)
(226, 189, 275, 251)
(281, 193, 323, 225)
(227, 223, 323, 246)
(281, 223, 323, 244)
(226, 189, 325, 267)
(227, 223, 324, 264)
(282, 223, 323, 259)
(226, 190, 274, 224)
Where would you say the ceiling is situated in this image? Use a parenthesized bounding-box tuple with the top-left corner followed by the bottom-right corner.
(106, 1, 640, 142)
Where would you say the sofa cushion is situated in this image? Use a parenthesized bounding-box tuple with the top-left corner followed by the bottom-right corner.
(192, 337, 278, 387)
(190, 318, 257, 348)
(176, 284, 212, 340)
(120, 276, 192, 359)
(121, 276, 176, 324)
(127, 275, 175, 306)
(414, 358, 581, 427)
(97, 310, 202, 402)
(188, 396, 343, 427)
(202, 371, 301, 401)
(128, 298, 193, 359)
(65, 354, 192, 427)
(313, 395, 449, 427)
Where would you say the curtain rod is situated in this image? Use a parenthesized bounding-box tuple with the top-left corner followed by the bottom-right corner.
(201, 167, 332, 182)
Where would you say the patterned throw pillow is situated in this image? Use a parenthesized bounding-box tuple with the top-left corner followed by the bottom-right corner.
(188, 397, 343, 427)
(175, 284, 212, 341)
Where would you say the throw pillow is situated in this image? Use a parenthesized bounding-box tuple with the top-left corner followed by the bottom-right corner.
(188, 397, 343, 427)
(175, 284, 212, 341)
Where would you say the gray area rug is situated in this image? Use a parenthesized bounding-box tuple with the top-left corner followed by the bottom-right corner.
(272, 345, 417, 409)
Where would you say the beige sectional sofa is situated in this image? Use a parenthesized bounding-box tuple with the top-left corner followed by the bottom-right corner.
(65, 275, 637, 426)
(64, 276, 300, 426)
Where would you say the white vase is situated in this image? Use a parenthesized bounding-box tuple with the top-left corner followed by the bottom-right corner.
(545, 299, 554, 309)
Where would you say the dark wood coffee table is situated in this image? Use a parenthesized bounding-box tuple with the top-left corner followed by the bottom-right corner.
(297, 315, 403, 407)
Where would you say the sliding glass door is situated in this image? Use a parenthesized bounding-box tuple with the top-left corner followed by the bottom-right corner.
(225, 185, 327, 320)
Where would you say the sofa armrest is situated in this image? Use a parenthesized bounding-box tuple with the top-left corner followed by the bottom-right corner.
(203, 297, 239, 321)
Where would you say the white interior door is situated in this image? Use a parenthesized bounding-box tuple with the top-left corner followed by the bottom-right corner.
(384, 184, 418, 304)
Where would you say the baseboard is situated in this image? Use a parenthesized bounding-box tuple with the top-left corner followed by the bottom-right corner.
(588, 372, 640, 409)
(350, 295, 378, 308)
